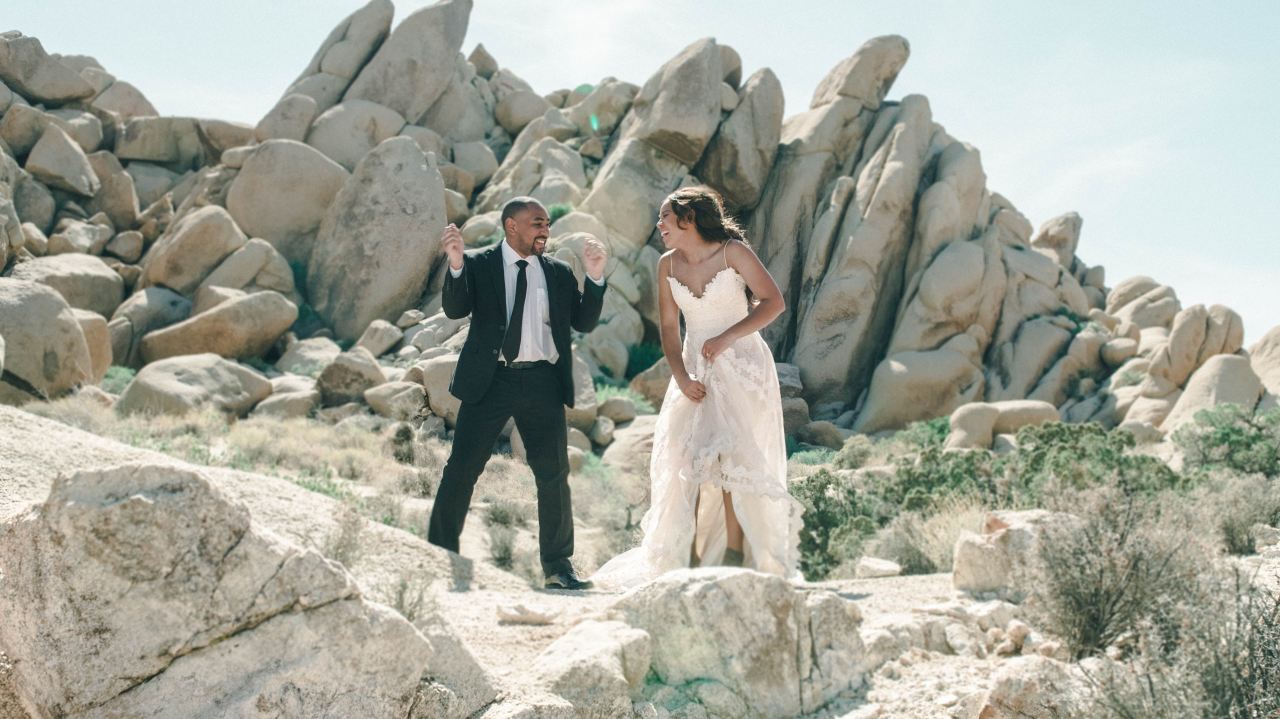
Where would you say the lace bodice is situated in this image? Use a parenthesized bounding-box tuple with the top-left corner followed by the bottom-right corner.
(667, 266, 751, 340)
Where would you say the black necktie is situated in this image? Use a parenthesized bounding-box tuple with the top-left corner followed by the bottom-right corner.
(502, 259, 528, 362)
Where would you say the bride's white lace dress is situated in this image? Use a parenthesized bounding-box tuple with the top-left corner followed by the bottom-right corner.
(593, 265, 803, 588)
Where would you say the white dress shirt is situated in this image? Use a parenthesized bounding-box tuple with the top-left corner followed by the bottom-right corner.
(497, 240, 558, 363)
(449, 241, 606, 364)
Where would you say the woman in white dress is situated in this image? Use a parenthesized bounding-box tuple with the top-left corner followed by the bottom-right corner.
(594, 187, 802, 588)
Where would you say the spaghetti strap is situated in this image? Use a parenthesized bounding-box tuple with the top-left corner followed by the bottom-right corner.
(721, 241, 730, 270)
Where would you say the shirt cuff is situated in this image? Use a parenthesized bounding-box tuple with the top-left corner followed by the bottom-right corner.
(449, 264, 463, 278)
(587, 273, 605, 286)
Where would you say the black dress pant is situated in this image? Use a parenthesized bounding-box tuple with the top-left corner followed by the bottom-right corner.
(427, 363, 574, 576)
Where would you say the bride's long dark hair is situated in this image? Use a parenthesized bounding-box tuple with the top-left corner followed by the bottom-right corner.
(665, 186, 750, 248)
(665, 186, 757, 303)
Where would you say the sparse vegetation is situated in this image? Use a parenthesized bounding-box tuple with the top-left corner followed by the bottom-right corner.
(1174, 404, 1280, 479)
(321, 502, 366, 567)
(833, 434, 873, 470)
(594, 382, 656, 414)
(99, 366, 136, 394)
(546, 202, 573, 224)
(1028, 489, 1210, 660)
(790, 469, 878, 580)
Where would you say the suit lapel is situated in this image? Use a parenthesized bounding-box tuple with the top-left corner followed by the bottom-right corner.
(489, 245, 506, 316)
(538, 255, 557, 327)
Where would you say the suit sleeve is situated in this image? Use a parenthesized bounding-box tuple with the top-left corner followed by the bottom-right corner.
(570, 266, 607, 332)
(442, 255, 473, 319)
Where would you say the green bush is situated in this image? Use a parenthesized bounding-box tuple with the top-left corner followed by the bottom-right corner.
(625, 342, 664, 380)
(547, 203, 573, 223)
(790, 447, 836, 466)
(895, 417, 949, 450)
(1174, 404, 1280, 478)
(1029, 490, 1209, 660)
(833, 434, 873, 470)
(887, 445, 998, 511)
(484, 497, 531, 528)
(1192, 471, 1280, 555)
(99, 366, 136, 395)
(594, 382, 656, 414)
(999, 422, 1188, 506)
(789, 469, 878, 580)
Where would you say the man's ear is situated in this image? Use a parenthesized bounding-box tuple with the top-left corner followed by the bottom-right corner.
(503, 216, 516, 237)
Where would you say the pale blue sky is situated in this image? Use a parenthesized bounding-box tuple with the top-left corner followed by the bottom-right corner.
(11, 1, 1279, 343)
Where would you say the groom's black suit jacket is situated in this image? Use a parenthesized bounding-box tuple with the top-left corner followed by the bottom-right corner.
(442, 243, 607, 406)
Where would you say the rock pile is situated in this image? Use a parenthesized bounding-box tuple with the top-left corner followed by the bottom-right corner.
(1, 2, 1272, 444)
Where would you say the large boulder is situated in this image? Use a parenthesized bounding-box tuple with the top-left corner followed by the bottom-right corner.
(342, 0, 472, 123)
(91, 79, 158, 119)
(306, 136, 446, 341)
(953, 510, 1075, 599)
(225, 139, 349, 266)
(0, 32, 95, 103)
(84, 150, 141, 231)
(579, 38, 724, 250)
(70, 308, 111, 384)
(854, 329, 986, 433)
(140, 290, 298, 363)
(0, 278, 91, 404)
(416, 353, 461, 425)
(317, 347, 385, 407)
(25, 124, 99, 196)
(278, 0, 394, 113)
(1161, 354, 1264, 433)
(614, 569, 865, 716)
(115, 116, 203, 168)
(1029, 212, 1083, 269)
(108, 286, 192, 369)
(305, 99, 406, 171)
(116, 353, 271, 416)
(0, 463, 433, 717)
(7, 252, 123, 318)
(532, 620, 650, 715)
(255, 93, 319, 142)
(1250, 325, 1280, 409)
(140, 205, 247, 295)
(696, 68, 783, 209)
(749, 36, 909, 353)
(793, 94, 935, 403)
(277, 336, 342, 377)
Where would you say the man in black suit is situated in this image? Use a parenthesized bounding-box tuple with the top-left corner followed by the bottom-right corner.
(427, 196, 608, 590)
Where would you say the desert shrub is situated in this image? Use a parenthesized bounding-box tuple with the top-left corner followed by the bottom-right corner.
(388, 572, 436, 623)
(895, 416, 950, 450)
(362, 492, 404, 528)
(886, 446, 998, 512)
(790, 447, 836, 466)
(546, 202, 573, 223)
(1028, 489, 1210, 660)
(1084, 575, 1280, 719)
(999, 422, 1188, 507)
(833, 434, 873, 470)
(99, 366, 136, 394)
(488, 524, 516, 569)
(1193, 580, 1280, 719)
(594, 382, 656, 414)
(625, 342, 664, 379)
(790, 469, 879, 580)
(292, 473, 354, 500)
(866, 492, 987, 574)
(1191, 471, 1280, 555)
(321, 502, 366, 567)
(484, 497, 531, 528)
(1174, 404, 1280, 478)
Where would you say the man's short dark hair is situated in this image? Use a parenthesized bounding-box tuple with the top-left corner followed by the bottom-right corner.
(500, 196, 545, 234)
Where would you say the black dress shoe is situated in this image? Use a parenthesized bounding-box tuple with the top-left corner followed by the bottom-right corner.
(544, 567, 594, 590)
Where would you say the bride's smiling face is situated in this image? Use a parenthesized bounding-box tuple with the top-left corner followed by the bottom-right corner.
(656, 201, 697, 249)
